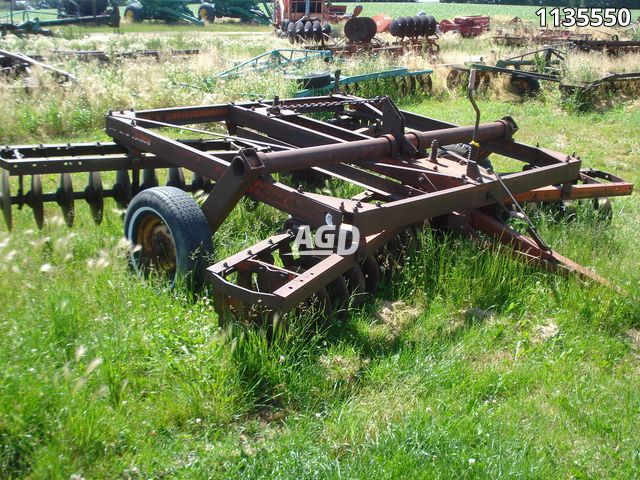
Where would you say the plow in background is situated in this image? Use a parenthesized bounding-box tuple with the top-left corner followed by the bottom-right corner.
(0, 73, 633, 323)
(446, 47, 640, 99)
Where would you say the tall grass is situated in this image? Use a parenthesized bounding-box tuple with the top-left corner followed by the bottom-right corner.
(0, 18, 639, 479)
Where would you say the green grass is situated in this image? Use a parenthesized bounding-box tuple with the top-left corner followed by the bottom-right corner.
(1, 14, 640, 480)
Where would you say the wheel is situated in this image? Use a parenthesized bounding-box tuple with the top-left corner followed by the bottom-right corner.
(198, 3, 215, 24)
(124, 186, 213, 288)
(508, 75, 540, 96)
(124, 5, 144, 23)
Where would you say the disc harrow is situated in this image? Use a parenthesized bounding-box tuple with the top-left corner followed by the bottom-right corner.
(0, 87, 633, 324)
(282, 15, 440, 59)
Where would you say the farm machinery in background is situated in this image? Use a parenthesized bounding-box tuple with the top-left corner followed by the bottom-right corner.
(0, 0, 120, 35)
(273, 0, 361, 33)
(446, 47, 640, 101)
(0, 48, 76, 80)
(438, 15, 490, 38)
(567, 37, 640, 55)
(123, 0, 271, 25)
(278, 14, 440, 58)
(0, 74, 633, 323)
(123, 0, 210, 25)
(204, 47, 433, 97)
(493, 27, 593, 47)
(493, 23, 640, 55)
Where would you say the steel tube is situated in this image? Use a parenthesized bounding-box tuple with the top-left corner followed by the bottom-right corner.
(256, 119, 517, 173)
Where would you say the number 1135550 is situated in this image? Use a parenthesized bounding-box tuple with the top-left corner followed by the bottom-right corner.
(536, 8, 633, 28)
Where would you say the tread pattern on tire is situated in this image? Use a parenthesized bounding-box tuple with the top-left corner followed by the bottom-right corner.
(124, 186, 213, 288)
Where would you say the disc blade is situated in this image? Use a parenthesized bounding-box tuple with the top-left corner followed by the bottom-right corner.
(30, 174, 44, 230)
(1, 169, 11, 231)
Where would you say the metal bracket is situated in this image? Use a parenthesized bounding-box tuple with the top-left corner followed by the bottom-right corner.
(379, 97, 417, 159)
(201, 148, 265, 233)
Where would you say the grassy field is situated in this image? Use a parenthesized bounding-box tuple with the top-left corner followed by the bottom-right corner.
(1, 5, 640, 479)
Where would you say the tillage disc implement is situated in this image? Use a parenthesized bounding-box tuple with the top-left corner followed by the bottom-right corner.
(0, 89, 633, 324)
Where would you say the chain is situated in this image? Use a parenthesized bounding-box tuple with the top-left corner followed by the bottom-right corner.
(269, 97, 383, 115)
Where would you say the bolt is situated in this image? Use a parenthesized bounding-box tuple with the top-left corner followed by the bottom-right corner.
(429, 139, 439, 163)
(340, 202, 345, 211)
(461, 174, 467, 180)
(268, 238, 273, 244)
(247, 250, 252, 255)
(433, 165, 438, 171)
(356, 201, 362, 208)
(376, 201, 382, 207)
(223, 262, 228, 268)
(297, 185, 304, 193)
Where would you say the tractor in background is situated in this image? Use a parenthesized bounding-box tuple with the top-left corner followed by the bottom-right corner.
(123, 0, 271, 25)
(123, 0, 212, 25)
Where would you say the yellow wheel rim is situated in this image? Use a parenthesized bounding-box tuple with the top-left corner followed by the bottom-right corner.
(135, 213, 177, 277)
(125, 9, 135, 22)
(199, 8, 210, 22)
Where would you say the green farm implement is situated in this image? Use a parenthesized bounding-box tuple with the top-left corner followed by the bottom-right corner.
(207, 48, 433, 98)
(217, 49, 333, 79)
(123, 0, 210, 25)
(294, 66, 433, 97)
(123, 0, 270, 25)
(1, 0, 120, 35)
(446, 47, 640, 100)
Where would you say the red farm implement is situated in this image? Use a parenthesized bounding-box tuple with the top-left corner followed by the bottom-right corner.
(438, 15, 490, 38)
(0, 74, 633, 323)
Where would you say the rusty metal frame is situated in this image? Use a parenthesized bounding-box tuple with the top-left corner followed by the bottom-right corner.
(0, 95, 633, 319)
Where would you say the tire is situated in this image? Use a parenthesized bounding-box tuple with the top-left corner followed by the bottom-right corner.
(508, 75, 540, 97)
(124, 187, 213, 289)
(124, 4, 144, 23)
(198, 3, 215, 24)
